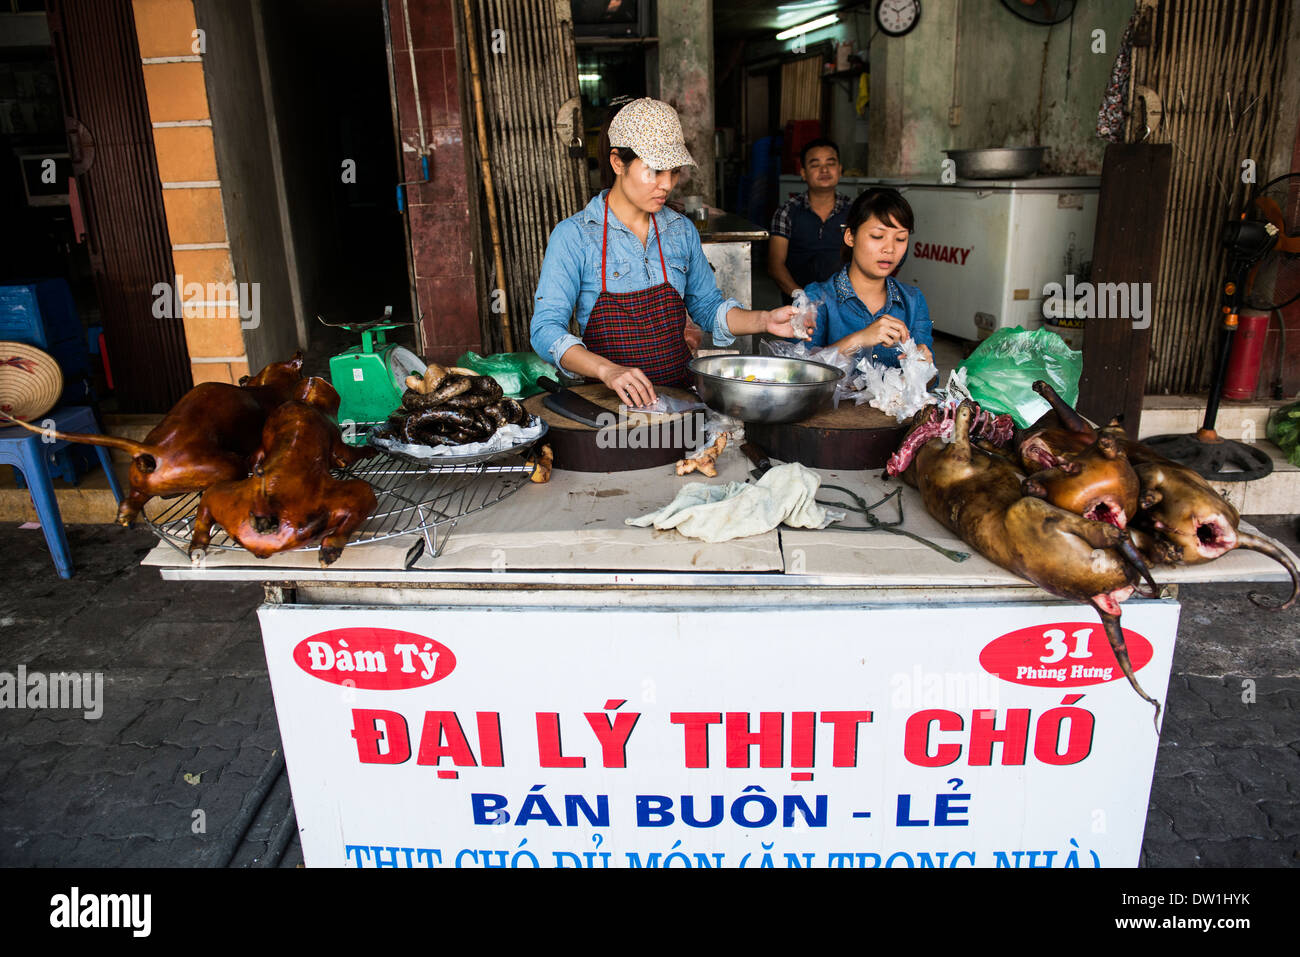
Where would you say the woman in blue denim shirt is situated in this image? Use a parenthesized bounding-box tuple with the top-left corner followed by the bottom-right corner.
(802, 189, 934, 368)
(530, 98, 803, 408)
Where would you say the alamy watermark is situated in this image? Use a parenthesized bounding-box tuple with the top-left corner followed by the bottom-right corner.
(889, 664, 1001, 710)
(0, 665, 103, 719)
(50, 887, 150, 937)
(1042, 274, 1152, 329)
(151, 273, 261, 329)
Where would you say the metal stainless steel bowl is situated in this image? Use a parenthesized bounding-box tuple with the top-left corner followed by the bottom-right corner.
(943, 147, 1045, 179)
(689, 355, 844, 424)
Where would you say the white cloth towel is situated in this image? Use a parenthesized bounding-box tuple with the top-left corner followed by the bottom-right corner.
(626, 462, 837, 543)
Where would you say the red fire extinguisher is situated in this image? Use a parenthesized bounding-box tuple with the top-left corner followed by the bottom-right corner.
(1222, 308, 1270, 400)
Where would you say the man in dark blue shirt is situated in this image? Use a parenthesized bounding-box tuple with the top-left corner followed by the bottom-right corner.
(767, 137, 853, 302)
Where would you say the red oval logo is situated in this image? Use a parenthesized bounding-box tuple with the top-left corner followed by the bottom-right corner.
(292, 628, 456, 690)
(979, 622, 1153, 688)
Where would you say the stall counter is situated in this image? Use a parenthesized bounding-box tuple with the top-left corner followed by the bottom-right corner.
(140, 451, 1294, 869)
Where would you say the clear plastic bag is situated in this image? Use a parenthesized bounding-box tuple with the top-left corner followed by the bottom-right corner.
(761, 338, 853, 374)
(932, 365, 972, 406)
(955, 327, 1083, 428)
(762, 338, 860, 406)
(789, 288, 818, 341)
(626, 394, 708, 415)
(851, 338, 939, 421)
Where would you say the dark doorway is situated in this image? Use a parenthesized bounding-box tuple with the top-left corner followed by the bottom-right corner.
(0, 29, 80, 285)
(193, 0, 415, 373)
(260, 0, 413, 329)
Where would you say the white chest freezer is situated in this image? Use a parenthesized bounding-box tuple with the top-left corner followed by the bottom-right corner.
(792, 175, 1100, 341)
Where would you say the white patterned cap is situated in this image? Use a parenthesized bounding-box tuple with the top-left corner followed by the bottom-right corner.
(607, 98, 697, 171)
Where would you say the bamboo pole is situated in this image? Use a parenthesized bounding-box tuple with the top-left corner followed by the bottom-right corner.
(1151, 0, 1184, 388)
(457, 0, 595, 353)
(1178, 0, 1215, 392)
(510, 0, 550, 315)
(1192, 0, 1243, 390)
(1182, 0, 1224, 392)
(557, 2, 587, 208)
(481, 0, 525, 347)
(477, 0, 503, 351)
(1140, 0, 1290, 393)
(461, 0, 514, 352)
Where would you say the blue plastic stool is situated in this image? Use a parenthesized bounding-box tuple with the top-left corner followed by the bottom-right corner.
(0, 405, 125, 578)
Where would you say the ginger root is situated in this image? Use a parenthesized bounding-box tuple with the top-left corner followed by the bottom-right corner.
(526, 443, 553, 483)
(406, 363, 449, 395)
(675, 433, 728, 477)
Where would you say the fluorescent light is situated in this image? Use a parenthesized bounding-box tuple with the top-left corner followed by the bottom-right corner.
(578, 74, 601, 82)
(775, 1, 839, 27)
(775, 13, 839, 40)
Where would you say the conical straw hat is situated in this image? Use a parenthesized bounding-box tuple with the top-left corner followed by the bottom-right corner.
(0, 341, 63, 423)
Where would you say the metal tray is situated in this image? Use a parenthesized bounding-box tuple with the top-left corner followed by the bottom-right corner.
(943, 147, 1045, 179)
(143, 450, 539, 563)
(366, 417, 548, 468)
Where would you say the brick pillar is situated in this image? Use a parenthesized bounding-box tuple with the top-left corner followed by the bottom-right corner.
(133, 0, 248, 385)
(388, 0, 481, 365)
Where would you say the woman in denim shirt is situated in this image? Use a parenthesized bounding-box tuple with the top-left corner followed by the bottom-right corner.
(530, 98, 803, 408)
(802, 189, 934, 368)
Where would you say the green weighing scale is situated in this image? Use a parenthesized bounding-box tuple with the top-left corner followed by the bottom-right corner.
(320, 310, 425, 444)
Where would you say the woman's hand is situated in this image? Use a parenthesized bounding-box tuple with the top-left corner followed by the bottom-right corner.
(915, 343, 933, 363)
(840, 315, 910, 356)
(762, 305, 816, 341)
(601, 363, 657, 408)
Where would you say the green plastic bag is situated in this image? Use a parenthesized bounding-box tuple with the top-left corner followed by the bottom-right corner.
(1266, 401, 1300, 468)
(455, 350, 557, 399)
(956, 327, 1083, 429)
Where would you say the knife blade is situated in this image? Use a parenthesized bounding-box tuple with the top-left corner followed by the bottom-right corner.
(537, 377, 622, 429)
(740, 441, 773, 479)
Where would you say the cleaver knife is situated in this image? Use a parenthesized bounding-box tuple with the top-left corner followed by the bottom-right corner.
(740, 442, 774, 479)
(537, 377, 623, 429)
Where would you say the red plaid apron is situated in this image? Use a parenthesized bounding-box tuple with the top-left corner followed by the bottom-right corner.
(582, 199, 693, 388)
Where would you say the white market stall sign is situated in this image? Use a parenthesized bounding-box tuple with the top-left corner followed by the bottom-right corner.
(259, 602, 1178, 868)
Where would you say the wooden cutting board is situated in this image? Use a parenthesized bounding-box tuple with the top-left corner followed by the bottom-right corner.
(746, 400, 907, 470)
(523, 383, 706, 472)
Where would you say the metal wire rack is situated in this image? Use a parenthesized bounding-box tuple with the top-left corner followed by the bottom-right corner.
(143, 450, 537, 565)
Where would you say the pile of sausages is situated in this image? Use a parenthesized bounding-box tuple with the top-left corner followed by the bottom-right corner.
(373, 364, 527, 447)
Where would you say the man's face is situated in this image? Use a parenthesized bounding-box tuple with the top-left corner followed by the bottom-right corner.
(800, 146, 841, 189)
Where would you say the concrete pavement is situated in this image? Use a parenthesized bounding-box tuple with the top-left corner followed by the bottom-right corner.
(0, 518, 1297, 867)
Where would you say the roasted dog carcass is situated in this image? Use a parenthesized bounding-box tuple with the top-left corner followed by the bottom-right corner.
(189, 399, 376, 566)
(1022, 422, 1140, 531)
(1025, 381, 1299, 609)
(900, 402, 1162, 723)
(1, 352, 315, 526)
